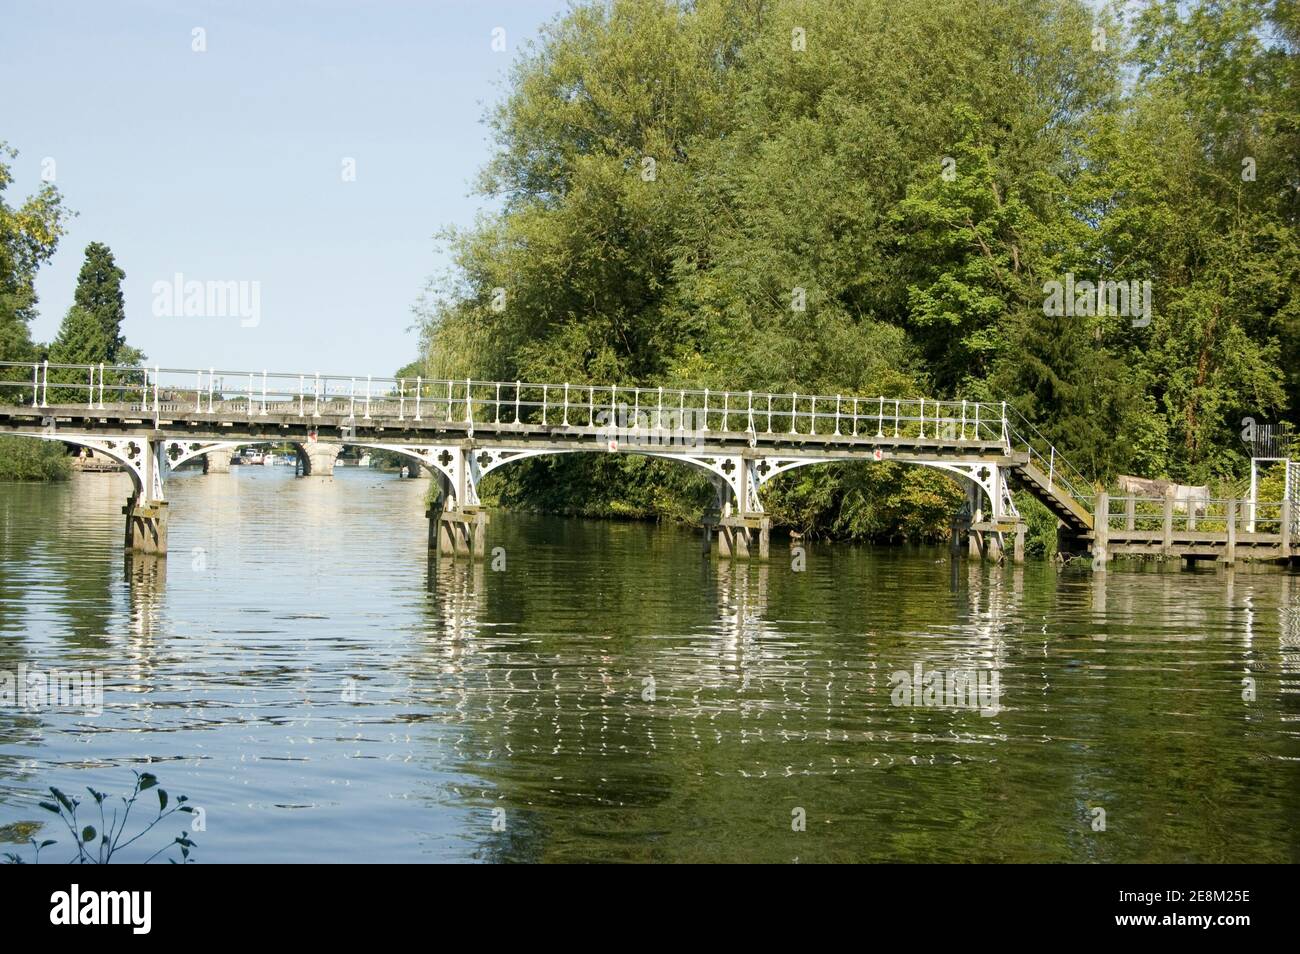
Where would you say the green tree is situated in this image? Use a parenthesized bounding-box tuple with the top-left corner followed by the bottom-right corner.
(413, 0, 1300, 540)
(1079, 0, 1296, 481)
(415, 0, 1124, 540)
(0, 143, 70, 365)
(47, 242, 145, 403)
(0, 436, 69, 480)
(46, 305, 109, 403)
(71, 241, 127, 362)
(49, 304, 109, 364)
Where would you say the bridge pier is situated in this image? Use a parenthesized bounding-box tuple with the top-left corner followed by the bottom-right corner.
(203, 451, 232, 474)
(120, 437, 171, 554)
(712, 515, 770, 560)
(416, 449, 490, 559)
(958, 478, 1025, 564)
(964, 521, 1026, 564)
(427, 505, 487, 558)
(123, 497, 169, 554)
(702, 465, 769, 561)
(295, 441, 341, 477)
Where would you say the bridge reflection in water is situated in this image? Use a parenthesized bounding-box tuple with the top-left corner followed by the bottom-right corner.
(416, 549, 1025, 763)
(410, 532, 1300, 862)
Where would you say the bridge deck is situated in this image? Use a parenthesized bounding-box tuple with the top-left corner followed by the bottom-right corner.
(10, 364, 1298, 567)
(0, 400, 1018, 455)
(0, 360, 1153, 548)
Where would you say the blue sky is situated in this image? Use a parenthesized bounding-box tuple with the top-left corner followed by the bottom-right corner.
(1, 0, 570, 374)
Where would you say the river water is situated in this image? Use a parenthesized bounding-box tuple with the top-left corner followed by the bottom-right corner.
(0, 467, 1297, 862)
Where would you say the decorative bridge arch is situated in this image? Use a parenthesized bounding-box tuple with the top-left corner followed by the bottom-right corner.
(0, 361, 1096, 560)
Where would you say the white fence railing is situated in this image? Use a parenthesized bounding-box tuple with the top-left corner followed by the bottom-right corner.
(1096, 495, 1292, 535)
(0, 360, 1016, 441)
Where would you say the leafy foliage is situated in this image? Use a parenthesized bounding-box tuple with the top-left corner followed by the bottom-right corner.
(0, 143, 70, 363)
(417, 1, 1299, 539)
(2, 771, 197, 865)
(46, 243, 145, 403)
(0, 435, 69, 481)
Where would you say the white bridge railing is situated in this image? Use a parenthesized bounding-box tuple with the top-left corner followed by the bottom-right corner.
(0, 360, 1093, 509)
(1002, 405, 1094, 509)
(1, 360, 1013, 441)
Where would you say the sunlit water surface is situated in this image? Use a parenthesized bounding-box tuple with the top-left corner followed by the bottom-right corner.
(1, 468, 1298, 862)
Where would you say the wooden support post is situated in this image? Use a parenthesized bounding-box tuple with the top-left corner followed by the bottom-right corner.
(431, 505, 459, 557)
(1282, 500, 1293, 560)
(1093, 491, 1109, 570)
(472, 511, 487, 559)
(1125, 495, 1136, 531)
(1162, 494, 1175, 557)
(733, 525, 750, 559)
(715, 517, 764, 561)
(1222, 499, 1236, 566)
(966, 481, 983, 559)
(124, 495, 137, 550)
(1013, 524, 1025, 564)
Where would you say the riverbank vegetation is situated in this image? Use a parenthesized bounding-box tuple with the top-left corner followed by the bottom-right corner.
(0, 436, 70, 481)
(1, 146, 145, 479)
(413, 0, 1299, 544)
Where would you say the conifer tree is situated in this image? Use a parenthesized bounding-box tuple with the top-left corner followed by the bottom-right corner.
(46, 305, 110, 402)
(72, 242, 127, 362)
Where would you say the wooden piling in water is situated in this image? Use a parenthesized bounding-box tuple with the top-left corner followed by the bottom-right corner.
(1093, 492, 1109, 570)
(1222, 499, 1237, 566)
(1283, 500, 1292, 560)
(1162, 496, 1175, 557)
